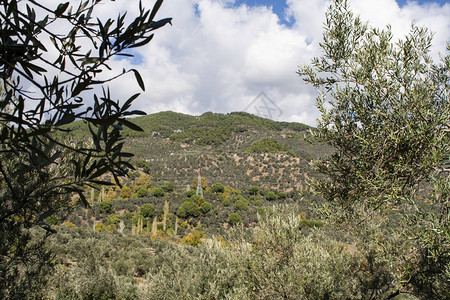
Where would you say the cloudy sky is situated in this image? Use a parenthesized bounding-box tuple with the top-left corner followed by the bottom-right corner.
(40, 0, 450, 126)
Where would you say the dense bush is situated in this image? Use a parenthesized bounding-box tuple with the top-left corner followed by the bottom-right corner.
(140, 204, 155, 219)
(99, 200, 113, 214)
(228, 213, 242, 225)
(265, 191, 277, 201)
(137, 188, 150, 198)
(248, 186, 259, 195)
(161, 182, 174, 192)
(152, 187, 165, 197)
(180, 202, 200, 218)
(242, 205, 366, 299)
(201, 202, 212, 214)
(44, 205, 420, 299)
(299, 219, 324, 228)
(142, 238, 244, 299)
(181, 230, 205, 247)
(223, 198, 231, 207)
(107, 214, 122, 226)
(278, 191, 287, 199)
(176, 207, 187, 218)
(211, 183, 225, 193)
(120, 186, 132, 199)
(186, 190, 196, 198)
(190, 194, 202, 204)
(246, 138, 291, 154)
(234, 199, 248, 211)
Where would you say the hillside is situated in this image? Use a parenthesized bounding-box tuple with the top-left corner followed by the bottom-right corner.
(42, 111, 338, 298)
(64, 111, 329, 192)
(56, 111, 333, 238)
(124, 111, 328, 191)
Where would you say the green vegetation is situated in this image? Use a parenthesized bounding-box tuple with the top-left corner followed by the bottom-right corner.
(299, 0, 449, 297)
(140, 204, 155, 219)
(228, 213, 242, 225)
(201, 202, 212, 214)
(1, 0, 447, 299)
(0, 0, 171, 297)
(179, 201, 201, 218)
(161, 182, 175, 192)
(152, 187, 165, 197)
(137, 188, 150, 198)
(246, 138, 292, 154)
(265, 191, 277, 201)
(65, 110, 312, 145)
(99, 200, 113, 214)
(234, 199, 248, 211)
(249, 186, 259, 195)
(211, 182, 225, 193)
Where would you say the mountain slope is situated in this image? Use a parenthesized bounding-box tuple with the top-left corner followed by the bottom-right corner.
(116, 111, 331, 192)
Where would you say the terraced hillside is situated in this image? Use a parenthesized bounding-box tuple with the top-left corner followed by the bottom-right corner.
(116, 111, 332, 192)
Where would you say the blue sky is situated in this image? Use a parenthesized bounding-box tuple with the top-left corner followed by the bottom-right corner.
(233, 0, 291, 23)
(396, 0, 449, 6)
(233, 0, 449, 26)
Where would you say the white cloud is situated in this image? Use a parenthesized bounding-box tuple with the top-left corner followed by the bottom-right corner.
(18, 0, 450, 126)
(125, 0, 448, 126)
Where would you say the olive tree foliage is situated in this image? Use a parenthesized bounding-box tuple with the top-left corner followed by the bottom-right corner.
(0, 0, 171, 297)
(299, 0, 448, 297)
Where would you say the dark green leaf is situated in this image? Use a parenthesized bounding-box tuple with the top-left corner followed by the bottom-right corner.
(131, 69, 145, 91)
(149, 0, 164, 22)
(119, 118, 144, 132)
(55, 2, 70, 16)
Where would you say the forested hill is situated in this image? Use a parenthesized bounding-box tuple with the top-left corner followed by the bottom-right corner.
(65, 111, 312, 146)
(62, 111, 327, 193)
(112, 111, 330, 193)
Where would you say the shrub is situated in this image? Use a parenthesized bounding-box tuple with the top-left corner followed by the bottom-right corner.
(211, 183, 225, 193)
(278, 191, 287, 199)
(234, 199, 248, 211)
(135, 160, 148, 169)
(140, 204, 155, 218)
(249, 186, 259, 195)
(105, 190, 117, 200)
(99, 200, 113, 213)
(181, 201, 201, 218)
(257, 207, 271, 216)
(161, 182, 174, 192)
(124, 211, 132, 220)
(181, 230, 205, 247)
(95, 223, 105, 232)
(120, 186, 132, 199)
(45, 214, 60, 226)
(186, 189, 196, 197)
(63, 221, 76, 228)
(228, 213, 242, 225)
(176, 207, 187, 218)
(299, 219, 324, 228)
(223, 198, 231, 207)
(132, 212, 144, 226)
(137, 188, 149, 198)
(107, 214, 122, 226)
(246, 138, 291, 154)
(152, 187, 165, 197)
(135, 173, 152, 189)
(266, 191, 277, 201)
(190, 194, 202, 204)
(201, 202, 212, 214)
(243, 205, 364, 299)
(254, 200, 263, 206)
(182, 197, 194, 203)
